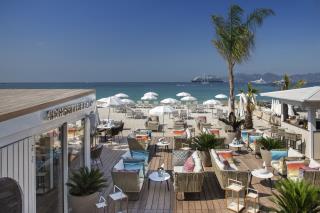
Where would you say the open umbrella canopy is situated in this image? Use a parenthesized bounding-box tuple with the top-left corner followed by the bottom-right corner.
(141, 94, 157, 100)
(114, 93, 129, 98)
(144, 92, 159, 97)
(149, 106, 176, 116)
(203, 99, 222, 105)
(121, 98, 135, 105)
(176, 92, 191, 97)
(215, 94, 228, 99)
(160, 98, 179, 105)
(180, 96, 197, 101)
(99, 96, 123, 108)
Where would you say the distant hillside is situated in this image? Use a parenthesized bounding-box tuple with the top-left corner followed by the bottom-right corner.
(226, 72, 320, 83)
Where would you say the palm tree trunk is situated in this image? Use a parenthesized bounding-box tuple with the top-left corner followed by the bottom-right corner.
(228, 62, 235, 114)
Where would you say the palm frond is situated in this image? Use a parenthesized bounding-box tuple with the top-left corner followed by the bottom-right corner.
(246, 8, 275, 31)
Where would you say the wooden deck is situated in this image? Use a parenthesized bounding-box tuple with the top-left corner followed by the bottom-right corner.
(98, 137, 278, 213)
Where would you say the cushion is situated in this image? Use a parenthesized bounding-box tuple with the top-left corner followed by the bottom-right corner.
(249, 135, 262, 144)
(286, 160, 305, 178)
(219, 156, 231, 170)
(241, 131, 249, 143)
(121, 151, 132, 159)
(210, 149, 220, 161)
(271, 150, 288, 161)
(288, 148, 304, 158)
(216, 150, 233, 163)
(150, 116, 158, 121)
(173, 166, 184, 173)
(309, 159, 320, 170)
(172, 150, 191, 166)
(183, 156, 195, 172)
(192, 151, 202, 172)
(131, 150, 149, 163)
(186, 128, 192, 139)
(113, 159, 124, 170)
(210, 129, 220, 137)
(123, 161, 145, 177)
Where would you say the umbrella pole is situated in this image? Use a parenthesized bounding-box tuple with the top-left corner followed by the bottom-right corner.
(108, 107, 110, 120)
(163, 114, 165, 137)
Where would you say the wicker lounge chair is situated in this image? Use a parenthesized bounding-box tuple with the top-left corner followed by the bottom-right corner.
(172, 150, 205, 199)
(145, 116, 160, 131)
(210, 149, 250, 189)
(127, 134, 149, 151)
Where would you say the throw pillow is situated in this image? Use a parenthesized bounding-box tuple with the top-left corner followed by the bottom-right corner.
(131, 150, 149, 164)
(192, 151, 202, 172)
(210, 129, 220, 137)
(183, 156, 195, 172)
(249, 135, 262, 144)
(123, 161, 145, 177)
(309, 159, 320, 170)
(172, 150, 191, 166)
(286, 160, 305, 178)
(216, 150, 233, 163)
(271, 150, 288, 161)
(219, 156, 231, 170)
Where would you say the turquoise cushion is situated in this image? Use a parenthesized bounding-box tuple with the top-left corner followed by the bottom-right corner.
(241, 131, 249, 143)
(249, 135, 262, 144)
(271, 150, 288, 160)
(131, 150, 149, 164)
(123, 161, 145, 177)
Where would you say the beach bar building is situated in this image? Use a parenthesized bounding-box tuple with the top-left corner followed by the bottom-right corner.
(261, 86, 320, 160)
(0, 89, 96, 213)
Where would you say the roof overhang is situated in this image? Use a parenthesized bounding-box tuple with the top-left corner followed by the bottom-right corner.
(260, 86, 320, 109)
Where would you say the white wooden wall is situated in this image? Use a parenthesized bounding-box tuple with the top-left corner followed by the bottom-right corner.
(0, 137, 35, 213)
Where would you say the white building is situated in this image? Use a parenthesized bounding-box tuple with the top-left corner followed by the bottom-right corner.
(0, 89, 96, 213)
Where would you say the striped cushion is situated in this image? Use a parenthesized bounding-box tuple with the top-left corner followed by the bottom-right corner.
(286, 160, 305, 178)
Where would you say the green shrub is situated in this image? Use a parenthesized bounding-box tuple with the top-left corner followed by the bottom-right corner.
(192, 133, 224, 151)
(257, 137, 285, 151)
(271, 179, 320, 213)
(67, 167, 107, 196)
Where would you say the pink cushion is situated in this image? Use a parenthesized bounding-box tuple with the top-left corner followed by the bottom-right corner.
(183, 156, 195, 172)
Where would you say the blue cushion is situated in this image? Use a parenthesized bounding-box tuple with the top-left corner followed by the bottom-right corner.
(249, 135, 262, 144)
(241, 131, 249, 143)
(271, 150, 288, 160)
(131, 150, 149, 164)
(123, 161, 145, 177)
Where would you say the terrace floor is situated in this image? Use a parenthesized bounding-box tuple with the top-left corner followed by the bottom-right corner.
(98, 137, 278, 213)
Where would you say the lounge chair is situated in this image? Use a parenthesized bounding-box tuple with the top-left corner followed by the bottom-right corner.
(145, 116, 160, 131)
(172, 150, 205, 199)
(127, 134, 149, 151)
(210, 149, 250, 189)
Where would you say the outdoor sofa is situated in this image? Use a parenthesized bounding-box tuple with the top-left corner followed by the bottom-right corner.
(127, 134, 150, 151)
(145, 116, 160, 131)
(210, 149, 250, 189)
(172, 150, 205, 199)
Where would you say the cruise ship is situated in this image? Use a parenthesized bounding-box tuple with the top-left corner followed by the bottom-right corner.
(191, 75, 223, 83)
(250, 78, 267, 84)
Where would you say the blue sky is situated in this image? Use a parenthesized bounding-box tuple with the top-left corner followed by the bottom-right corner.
(0, 0, 319, 82)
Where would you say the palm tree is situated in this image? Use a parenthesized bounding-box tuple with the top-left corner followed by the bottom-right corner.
(211, 5, 274, 115)
(271, 179, 320, 213)
(241, 82, 258, 129)
(280, 74, 306, 120)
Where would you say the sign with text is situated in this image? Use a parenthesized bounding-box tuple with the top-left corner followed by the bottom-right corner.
(45, 100, 94, 120)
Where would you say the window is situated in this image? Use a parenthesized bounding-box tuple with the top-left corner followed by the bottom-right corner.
(68, 120, 85, 175)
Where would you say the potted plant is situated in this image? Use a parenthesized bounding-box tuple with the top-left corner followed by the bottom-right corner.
(271, 179, 320, 212)
(219, 112, 244, 144)
(192, 133, 224, 167)
(257, 137, 285, 166)
(67, 167, 107, 213)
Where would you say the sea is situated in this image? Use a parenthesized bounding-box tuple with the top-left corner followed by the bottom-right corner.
(0, 82, 316, 102)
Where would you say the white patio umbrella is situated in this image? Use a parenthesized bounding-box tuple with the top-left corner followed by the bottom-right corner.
(99, 96, 123, 120)
(160, 98, 179, 105)
(144, 92, 159, 97)
(203, 99, 221, 106)
(180, 96, 197, 101)
(121, 98, 135, 105)
(141, 95, 157, 101)
(114, 93, 129, 98)
(215, 94, 228, 99)
(176, 92, 191, 97)
(149, 106, 176, 136)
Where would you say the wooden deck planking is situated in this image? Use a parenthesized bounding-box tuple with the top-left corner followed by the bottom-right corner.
(100, 137, 277, 213)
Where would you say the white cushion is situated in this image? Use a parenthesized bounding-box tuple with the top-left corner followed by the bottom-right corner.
(191, 151, 202, 172)
(173, 166, 184, 173)
(121, 151, 132, 159)
(186, 128, 192, 139)
(210, 149, 220, 162)
(271, 160, 280, 170)
(309, 159, 320, 169)
(288, 148, 304, 158)
(113, 159, 124, 170)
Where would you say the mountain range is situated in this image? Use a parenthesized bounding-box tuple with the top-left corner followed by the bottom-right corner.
(225, 72, 320, 83)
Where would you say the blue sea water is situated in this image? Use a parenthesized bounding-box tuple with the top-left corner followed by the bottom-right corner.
(0, 82, 288, 102)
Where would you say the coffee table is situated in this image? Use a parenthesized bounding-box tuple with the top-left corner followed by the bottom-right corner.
(250, 169, 274, 189)
(148, 171, 170, 190)
(155, 141, 170, 152)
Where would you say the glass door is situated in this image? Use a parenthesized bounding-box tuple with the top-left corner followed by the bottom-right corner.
(35, 128, 63, 213)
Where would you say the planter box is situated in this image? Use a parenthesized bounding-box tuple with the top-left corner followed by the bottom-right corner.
(69, 192, 99, 213)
